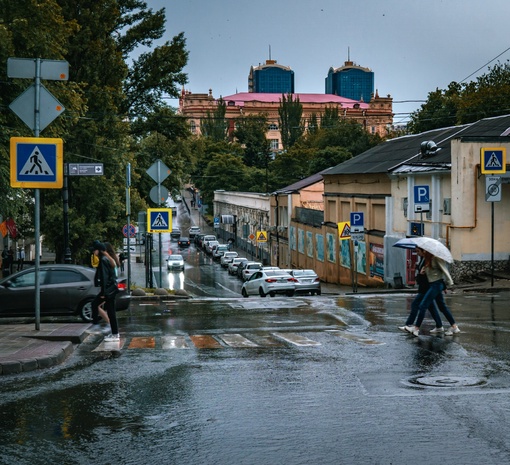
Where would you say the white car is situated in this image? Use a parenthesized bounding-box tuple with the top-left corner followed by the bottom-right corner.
(240, 261, 263, 281)
(166, 254, 184, 271)
(241, 270, 297, 297)
(188, 226, 201, 238)
(290, 269, 322, 295)
(213, 244, 230, 260)
(205, 240, 220, 255)
(228, 257, 248, 275)
(221, 251, 238, 267)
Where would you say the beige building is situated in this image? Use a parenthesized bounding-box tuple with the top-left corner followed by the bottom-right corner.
(179, 89, 393, 149)
(282, 115, 510, 287)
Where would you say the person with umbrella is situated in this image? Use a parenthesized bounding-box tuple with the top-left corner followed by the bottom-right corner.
(405, 246, 460, 337)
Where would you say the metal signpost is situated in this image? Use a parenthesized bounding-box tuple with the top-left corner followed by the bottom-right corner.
(413, 185, 430, 236)
(8, 57, 68, 330)
(482, 147, 507, 287)
(350, 212, 365, 293)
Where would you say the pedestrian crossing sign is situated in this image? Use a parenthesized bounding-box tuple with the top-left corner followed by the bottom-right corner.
(481, 147, 506, 174)
(10, 137, 63, 188)
(147, 208, 172, 233)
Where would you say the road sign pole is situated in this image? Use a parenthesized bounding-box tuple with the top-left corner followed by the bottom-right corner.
(126, 163, 132, 292)
(34, 58, 42, 330)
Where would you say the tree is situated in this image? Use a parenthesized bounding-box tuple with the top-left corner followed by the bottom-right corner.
(200, 98, 228, 142)
(278, 93, 304, 150)
(233, 114, 270, 167)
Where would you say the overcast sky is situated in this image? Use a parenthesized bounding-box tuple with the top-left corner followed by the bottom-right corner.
(146, 0, 510, 125)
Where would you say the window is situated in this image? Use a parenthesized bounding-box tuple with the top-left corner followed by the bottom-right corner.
(270, 139, 279, 151)
(402, 197, 408, 218)
(47, 269, 87, 285)
(189, 120, 196, 134)
(443, 198, 451, 215)
(268, 123, 278, 130)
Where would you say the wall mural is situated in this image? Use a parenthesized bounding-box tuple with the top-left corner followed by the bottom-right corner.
(326, 232, 336, 263)
(316, 234, 324, 262)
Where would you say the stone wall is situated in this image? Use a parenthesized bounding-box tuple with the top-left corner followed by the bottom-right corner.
(451, 259, 510, 282)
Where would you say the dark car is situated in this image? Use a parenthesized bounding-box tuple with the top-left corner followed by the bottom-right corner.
(170, 228, 181, 240)
(178, 236, 191, 248)
(0, 265, 130, 322)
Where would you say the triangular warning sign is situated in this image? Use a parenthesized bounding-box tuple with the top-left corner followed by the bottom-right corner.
(339, 222, 351, 238)
(152, 213, 168, 228)
(21, 146, 54, 176)
(257, 231, 267, 242)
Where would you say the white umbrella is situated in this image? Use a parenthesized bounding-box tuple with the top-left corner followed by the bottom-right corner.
(393, 238, 420, 250)
(395, 236, 453, 263)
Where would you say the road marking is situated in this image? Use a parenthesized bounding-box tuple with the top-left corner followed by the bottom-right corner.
(189, 334, 222, 349)
(326, 330, 384, 345)
(128, 337, 156, 349)
(271, 332, 321, 346)
(93, 338, 125, 351)
(162, 335, 189, 349)
(219, 333, 259, 348)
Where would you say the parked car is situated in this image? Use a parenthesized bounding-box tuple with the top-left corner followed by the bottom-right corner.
(241, 270, 297, 297)
(166, 254, 184, 271)
(178, 236, 191, 248)
(221, 251, 238, 268)
(213, 244, 229, 260)
(195, 233, 206, 247)
(205, 240, 220, 255)
(290, 269, 322, 295)
(0, 264, 130, 322)
(202, 234, 217, 251)
(170, 228, 181, 240)
(188, 226, 201, 238)
(228, 257, 248, 275)
(240, 261, 263, 281)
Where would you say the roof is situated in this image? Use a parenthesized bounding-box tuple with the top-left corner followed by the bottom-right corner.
(274, 167, 333, 194)
(325, 114, 510, 175)
(221, 92, 369, 109)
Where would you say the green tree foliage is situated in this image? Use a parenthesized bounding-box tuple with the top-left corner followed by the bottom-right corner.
(409, 62, 510, 132)
(233, 114, 270, 167)
(0, 0, 189, 262)
(200, 98, 228, 142)
(278, 93, 304, 150)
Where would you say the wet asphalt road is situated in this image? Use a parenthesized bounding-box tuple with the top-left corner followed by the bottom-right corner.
(2, 213, 510, 464)
(1, 286, 510, 464)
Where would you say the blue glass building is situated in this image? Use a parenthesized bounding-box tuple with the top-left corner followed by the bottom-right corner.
(325, 60, 374, 102)
(249, 60, 294, 94)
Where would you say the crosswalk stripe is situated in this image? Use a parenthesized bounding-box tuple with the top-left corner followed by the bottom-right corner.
(271, 332, 321, 346)
(189, 334, 222, 349)
(219, 334, 259, 348)
(326, 330, 385, 345)
(162, 335, 189, 349)
(128, 337, 156, 349)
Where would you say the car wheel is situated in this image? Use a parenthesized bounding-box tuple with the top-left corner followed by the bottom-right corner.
(286, 290, 295, 297)
(259, 287, 266, 297)
(79, 299, 94, 322)
(269, 292, 276, 297)
(317, 289, 321, 296)
(242, 288, 249, 298)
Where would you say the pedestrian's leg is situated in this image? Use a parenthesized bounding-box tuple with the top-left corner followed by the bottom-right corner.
(435, 292, 455, 326)
(91, 293, 101, 325)
(105, 297, 119, 335)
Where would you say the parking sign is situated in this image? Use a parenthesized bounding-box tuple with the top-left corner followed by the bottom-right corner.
(350, 212, 364, 233)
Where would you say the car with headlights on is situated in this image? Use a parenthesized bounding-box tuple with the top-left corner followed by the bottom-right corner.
(166, 254, 184, 271)
(0, 264, 130, 322)
(241, 270, 297, 297)
(290, 269, 322, 295)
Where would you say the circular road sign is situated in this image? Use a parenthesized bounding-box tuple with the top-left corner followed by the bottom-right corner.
(123, 224, 136, 238)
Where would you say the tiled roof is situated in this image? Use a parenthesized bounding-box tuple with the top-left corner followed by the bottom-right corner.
(325, 114, 510, 175)
(221, 92, 369, 109)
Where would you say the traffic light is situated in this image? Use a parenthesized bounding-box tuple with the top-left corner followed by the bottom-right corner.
(410, 222, 423, 236)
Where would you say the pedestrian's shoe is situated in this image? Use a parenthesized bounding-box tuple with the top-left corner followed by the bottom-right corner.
(104, 333, 120, 341)
(87, 324, 103, 334)
(398, 325, 409, 332)
(404, 325, 416, 334)
(445, 326, 461, 336)
(430, 327, 445, 334)
(408, 326, 419, 337)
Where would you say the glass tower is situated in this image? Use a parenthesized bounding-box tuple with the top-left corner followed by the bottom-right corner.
(249, 60, 294, 93)
(325, 61, 374, 102)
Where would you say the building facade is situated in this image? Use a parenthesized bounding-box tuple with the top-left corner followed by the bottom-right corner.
(248, 60, 294, 94)
(325, 60, 374, 102)
(179, 89, 393, 149)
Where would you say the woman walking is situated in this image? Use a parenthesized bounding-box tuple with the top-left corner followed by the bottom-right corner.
(405, 249, 460, 337)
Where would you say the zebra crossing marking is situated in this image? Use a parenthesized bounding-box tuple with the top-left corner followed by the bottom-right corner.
(162, 335, 189, 349)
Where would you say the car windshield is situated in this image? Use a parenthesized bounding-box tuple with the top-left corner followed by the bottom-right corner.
(293, 270, 316, 277)
(168, 255, 183, 261)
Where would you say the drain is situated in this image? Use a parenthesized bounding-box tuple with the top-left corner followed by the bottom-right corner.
(410, 375, 487, 388)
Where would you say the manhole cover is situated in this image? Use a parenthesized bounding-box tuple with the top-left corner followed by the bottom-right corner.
(410, 376, 487, 388)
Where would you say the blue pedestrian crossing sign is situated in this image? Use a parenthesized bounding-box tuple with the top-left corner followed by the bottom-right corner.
(10, 137, 63, 188)
(147, 208, 172, 233)
(481, 147, 506, 174)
